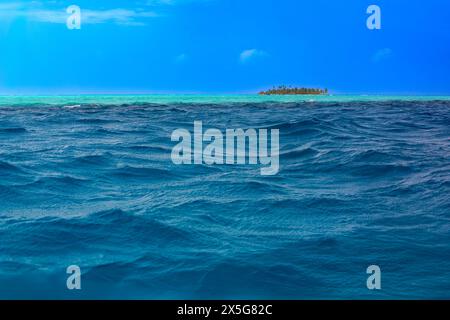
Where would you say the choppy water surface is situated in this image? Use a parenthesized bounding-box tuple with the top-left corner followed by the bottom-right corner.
(0, 97, 449, 299)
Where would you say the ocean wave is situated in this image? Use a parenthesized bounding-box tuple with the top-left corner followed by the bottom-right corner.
(0, 160, 23, 173)
(71, 153, 115, 166)
(1, 100, 450, 299)
(110, 165, 175, 180)
(280, 146, 320, 160)
(0, 127, 27, 134)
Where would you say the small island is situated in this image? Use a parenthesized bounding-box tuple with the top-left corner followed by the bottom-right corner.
(259, 86, 328, 95)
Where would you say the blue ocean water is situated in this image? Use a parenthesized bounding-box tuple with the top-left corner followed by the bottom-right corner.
(0, 96, 449, 299)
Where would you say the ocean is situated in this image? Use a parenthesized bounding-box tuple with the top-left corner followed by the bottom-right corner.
(0, 95, 449, 299)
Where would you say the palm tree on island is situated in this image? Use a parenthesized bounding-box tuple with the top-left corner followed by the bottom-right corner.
(259, 86, 328, 95)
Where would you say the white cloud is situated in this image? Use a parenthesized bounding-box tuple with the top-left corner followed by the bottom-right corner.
(0, 2, 158, 26)
(239, 49, 268, 64)
(174, 53, 188, 63)
(146, 0, 175, 5)
(82, 9, 157, 26)
(0, 3, 23, 10)
(146, 0, 210, 5)
(372, 48, 393, 63)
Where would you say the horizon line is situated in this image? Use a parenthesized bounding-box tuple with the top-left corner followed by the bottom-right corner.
(1, 92, 450, 97)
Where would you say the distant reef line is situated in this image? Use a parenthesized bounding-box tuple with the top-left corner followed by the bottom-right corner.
(259, 86, 328, 95)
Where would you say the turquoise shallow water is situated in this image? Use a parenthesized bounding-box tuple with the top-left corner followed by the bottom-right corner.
(0, 96, 449, 299)
(1, 94, 450, 106)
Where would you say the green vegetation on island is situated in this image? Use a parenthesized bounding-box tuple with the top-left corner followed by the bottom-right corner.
(259, 86, 328, 95)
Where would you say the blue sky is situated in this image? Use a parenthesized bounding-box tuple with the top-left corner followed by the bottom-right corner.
(0, 0, 449, 95)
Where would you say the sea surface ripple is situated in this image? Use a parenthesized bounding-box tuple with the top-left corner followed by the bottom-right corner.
(0, 99, 449, 299)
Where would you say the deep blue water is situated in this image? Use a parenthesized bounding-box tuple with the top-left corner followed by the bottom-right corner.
(0, 100, 449, 299)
